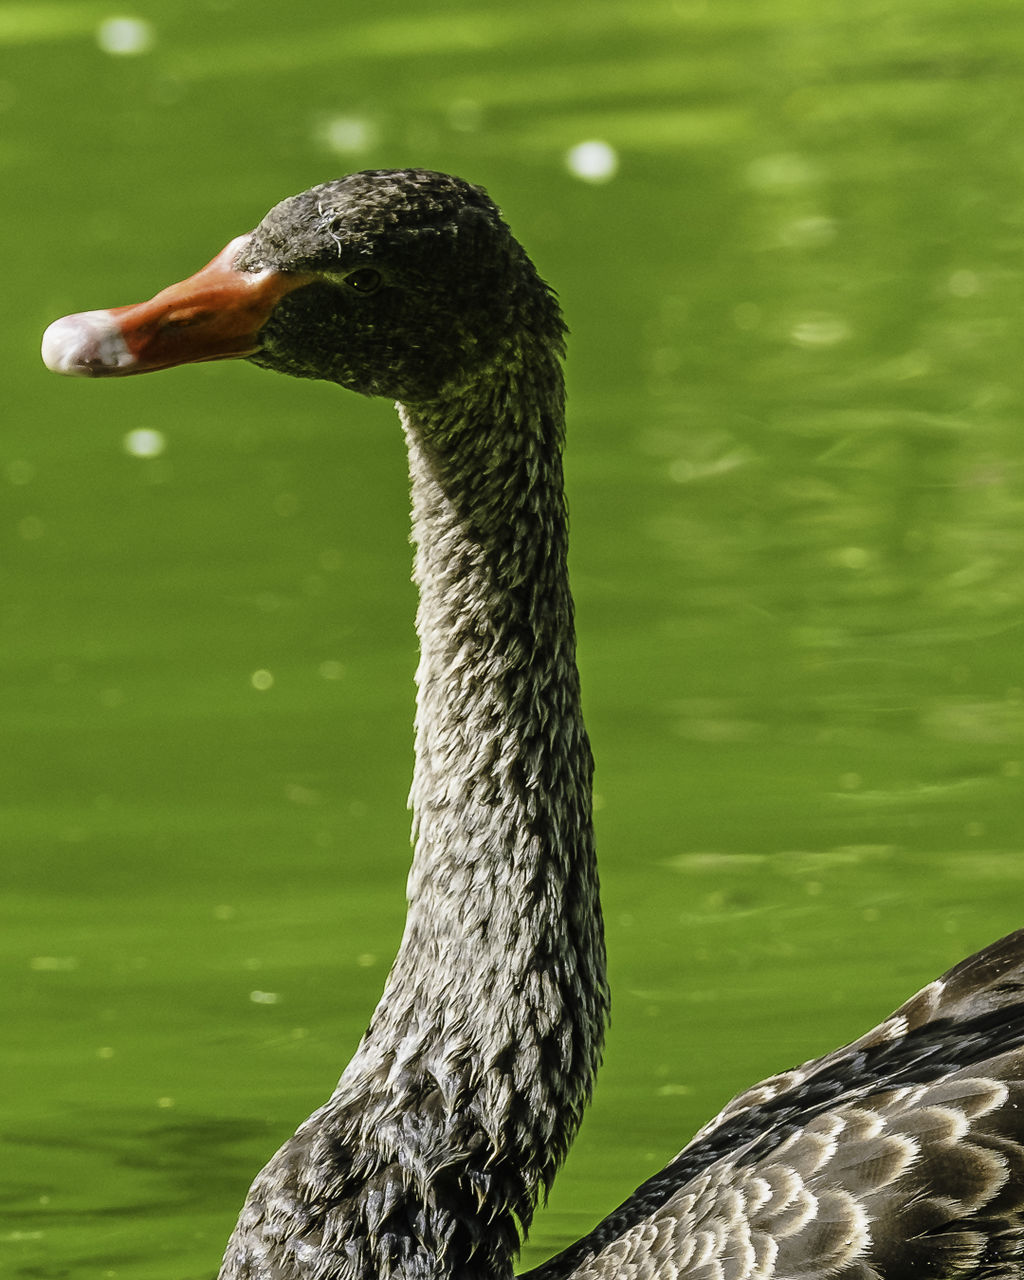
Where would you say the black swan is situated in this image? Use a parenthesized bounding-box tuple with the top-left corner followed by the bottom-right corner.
(43, 169, 1024, 1280)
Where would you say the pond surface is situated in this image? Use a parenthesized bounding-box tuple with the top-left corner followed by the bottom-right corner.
(4, 1, 1024, 1276)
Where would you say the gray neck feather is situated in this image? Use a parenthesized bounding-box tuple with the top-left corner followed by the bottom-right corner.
(218, 341, 608, 1280)
(349, 344, 607, 1225)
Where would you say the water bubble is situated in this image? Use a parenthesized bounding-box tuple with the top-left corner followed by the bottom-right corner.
(318, 115, 377, 156)
(949, 269, 981, 298)
(30, 956, 78, 971)
(790, 313, 851, 348)
(96, 16, 155, 56)
(566, 140, 619, 184)
(831, 546, 870, 570)
(779, 215, 837, 248)
(285, 783, 320, 806)
(746, 152, 818, 191)
(123, 427, 166, 458)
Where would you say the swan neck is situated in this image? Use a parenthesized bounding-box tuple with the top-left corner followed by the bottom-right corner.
(218, 353, 609, 1280)
(345, 367, 607, 1237)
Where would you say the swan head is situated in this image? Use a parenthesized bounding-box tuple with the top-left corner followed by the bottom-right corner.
(42, 169, 563, 403)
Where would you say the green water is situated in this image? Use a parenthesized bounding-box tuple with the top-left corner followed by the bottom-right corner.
(4, 1, 1024, 1275)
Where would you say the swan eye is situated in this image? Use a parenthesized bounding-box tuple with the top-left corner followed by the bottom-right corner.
(345, 268, 382, 295)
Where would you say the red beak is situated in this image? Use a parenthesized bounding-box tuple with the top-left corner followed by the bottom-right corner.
(42, 234, 315, 377)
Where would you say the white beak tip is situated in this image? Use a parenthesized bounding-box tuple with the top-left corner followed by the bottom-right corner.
(41, 311, 134, 377)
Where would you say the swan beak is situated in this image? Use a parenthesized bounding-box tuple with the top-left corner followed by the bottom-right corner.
(42, 234, 315, 377)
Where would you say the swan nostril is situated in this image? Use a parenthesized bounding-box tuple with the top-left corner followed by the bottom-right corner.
(159, 307, 217, 331)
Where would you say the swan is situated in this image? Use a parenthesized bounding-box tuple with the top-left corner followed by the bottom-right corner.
(43, 169, 1024, 1280)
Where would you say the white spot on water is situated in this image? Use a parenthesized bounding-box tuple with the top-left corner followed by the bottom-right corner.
(285, 783, 320, 806)
(96, 16, 155, 56)
(832, 546, 870, 570)
(746, 152, 818, 191)
(779, 215, 837, 248)
(317, 115, 377, 155)
(123, 427, 166, 458)
(250, 990, 280, 1004)
(251, 669, 274, 691)
(30, 956, 78, 971)
(949, 268, 981, 298)
(566, 140, 619, 183)
(790, 313, 851, 348)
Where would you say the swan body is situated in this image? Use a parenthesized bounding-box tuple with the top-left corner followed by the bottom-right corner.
(43, 170, 1024, 1280)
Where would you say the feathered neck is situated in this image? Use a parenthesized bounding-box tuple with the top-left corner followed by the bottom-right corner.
(218, 336, 607, 1280)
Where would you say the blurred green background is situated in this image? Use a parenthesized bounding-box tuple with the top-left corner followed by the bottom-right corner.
(4, 1, 1024, 1276)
